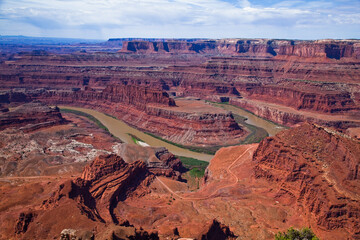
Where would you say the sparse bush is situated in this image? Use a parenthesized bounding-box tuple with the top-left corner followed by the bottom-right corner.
(275, 227, 319, 240)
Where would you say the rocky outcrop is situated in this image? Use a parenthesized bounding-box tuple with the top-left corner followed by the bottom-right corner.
(15, 212, 37, 234)
(0, 101, 66, 132)
(197, 219, 236, 240)
(112, 144, 183, 179)
(59, 229, 94, 240)
(253, 123, 360, 238)
(0, 111, 122, 177)
(21, 153, 183, 239)
(0, 90, 31, 104)
(43, 154, 154, 224)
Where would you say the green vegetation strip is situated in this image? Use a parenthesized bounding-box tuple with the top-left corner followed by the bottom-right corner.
(127, 133, 144, 144)
(233, 114, 269, 144)
(177, 156, 209, 178)
(144, 132, 218, 155)
(208, 101, 287, 129)
(203, 101, 270, 144)
(61, 108, 109, 131)
(60, 108, 120, 141)
(63, 106, 266, 156)
(232, 104, 288, 129)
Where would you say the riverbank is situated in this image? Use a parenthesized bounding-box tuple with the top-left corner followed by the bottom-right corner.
(58, 106, 214, 162)
(209, 102, 287, 136)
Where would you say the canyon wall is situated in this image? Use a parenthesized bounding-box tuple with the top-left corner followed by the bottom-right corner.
(253, 123, 360, 239)
(31, 85, 246, 147)
(120, 39, 360, 59)
(0, 38, 359, 128)
(0, 101, 66, 132)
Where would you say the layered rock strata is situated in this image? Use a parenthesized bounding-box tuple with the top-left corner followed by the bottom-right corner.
(32, 84, 245, 147)
(253, 123, 360, 239)
(112, 144, 183, 179)
(0, 38, 359, 129)
(42, 154, 155, 224)
(0, 101, 65, 132)
(120, 39, 360, 60)
(230, 98, 360, 129)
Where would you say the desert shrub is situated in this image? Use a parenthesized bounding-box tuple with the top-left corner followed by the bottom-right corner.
(275, 227, 319, 240)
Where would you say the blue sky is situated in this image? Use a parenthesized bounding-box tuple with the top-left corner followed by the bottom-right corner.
(0, 0, 359, 40)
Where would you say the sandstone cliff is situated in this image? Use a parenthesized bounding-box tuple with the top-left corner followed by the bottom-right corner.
(32, 85, 246, 147)
(0, 101, 65, 132)
(120, 39, 360, 60)
(253, 123, 360, 239)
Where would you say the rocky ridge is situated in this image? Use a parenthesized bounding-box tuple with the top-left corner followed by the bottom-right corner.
(41, 155, 153, 223)
(2, 122, 360, 239)
(0, 101, 66, 132)
(20, 153, 181, 239)
(253, 123, 360, 239)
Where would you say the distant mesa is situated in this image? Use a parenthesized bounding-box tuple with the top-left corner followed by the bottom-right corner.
(118, 38, 360, 60)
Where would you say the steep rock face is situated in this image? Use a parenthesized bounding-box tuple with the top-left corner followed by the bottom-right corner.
(253, 123, 360, 238)
(43, 154, 154, 224)
(277, 41, 359, 59)
(143, 105, 244, 146)
(0, 91, 31, 104)
(230, 97, 360, 130)
(120, 39, 360, 59)
(121, 40, 219, 54)
(0, 101, 66, 131)
(36, 84, 175, 110)
(230, 98, 311, 126)
(32, 85, 245, 147)
(238, 85, 358, 113)
(112, 144, 183, 178)
(102, 84, 176, 109)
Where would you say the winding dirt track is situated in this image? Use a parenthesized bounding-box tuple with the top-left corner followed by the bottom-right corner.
(156, 145, 256, 201)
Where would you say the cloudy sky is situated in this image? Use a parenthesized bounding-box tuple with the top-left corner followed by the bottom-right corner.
(0, 0, 359, 40)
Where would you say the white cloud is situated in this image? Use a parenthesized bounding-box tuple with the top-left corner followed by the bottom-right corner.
(0, 0, 359, 39)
